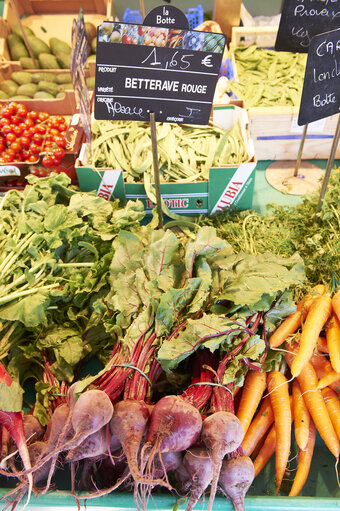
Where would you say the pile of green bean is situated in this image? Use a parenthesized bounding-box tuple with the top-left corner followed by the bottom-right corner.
(229, 44, 307, 107)
(90, 120, 249, 183)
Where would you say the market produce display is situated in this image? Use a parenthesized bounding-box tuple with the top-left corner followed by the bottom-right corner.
(228, 44, 307, 107)
(0, 1, 339, 509)
(0, 173, 320, 510)
(90, 120, 249, 182)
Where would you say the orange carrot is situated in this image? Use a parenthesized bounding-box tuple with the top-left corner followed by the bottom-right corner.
(267, 371, 291, 495)
(317, 371, 340, 390)
(253, 423, 276, 477)
(332, 291, 340, 322)
(321, 387, 340, 440)
(292, 379, 310, 451)
(236, 370, 267, 436)
(291, 294, 332, 377)
(317, 336, 329, 353)
(253, 396, 294, 478)
(286, 352, 339, 458)
(288, 420, 316, 497)
(310, 353, 340, 394)
(326, 314, 340, 373)
(269, 285, 326, 349)
(241, 396, 274, 456)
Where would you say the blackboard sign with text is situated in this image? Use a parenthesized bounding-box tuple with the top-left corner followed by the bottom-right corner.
(275, 0, 340, 53)
(298, 28, 340, 125)
(94, 7, 226, 125)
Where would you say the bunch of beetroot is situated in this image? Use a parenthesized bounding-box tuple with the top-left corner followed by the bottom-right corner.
(0, 220, 305, 510)
(0, 353, 253, 511)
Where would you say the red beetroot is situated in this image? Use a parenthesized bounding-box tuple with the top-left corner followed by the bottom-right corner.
(141, 395, 202, 488)
(183, 447, 214, 511)
(109, 399, 150, 481)
(146, 395, 202, 454)
(218, 455, 255, 511)
(201, 411, 244, 511)
(66, 427, 107, 462)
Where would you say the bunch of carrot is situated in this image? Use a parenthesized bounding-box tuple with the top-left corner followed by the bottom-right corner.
(234, 287, 340, 496)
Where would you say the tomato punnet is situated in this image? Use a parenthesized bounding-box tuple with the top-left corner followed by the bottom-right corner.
(0, 102, 68, 176)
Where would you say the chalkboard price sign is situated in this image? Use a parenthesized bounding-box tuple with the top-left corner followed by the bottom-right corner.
(298, 28, 340, 125)
(275, 0, 340, 53)
(94, 16, 226, 125)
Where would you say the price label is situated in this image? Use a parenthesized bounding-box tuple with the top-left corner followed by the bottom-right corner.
(94, 9, 226, 125)
(298, 28, 340, 125)
(275, 0, 340, 53)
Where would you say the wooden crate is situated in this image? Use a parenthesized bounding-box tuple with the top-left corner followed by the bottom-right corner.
(0, 62, 94, 114)
(0, 0, 113, 70)
(230, 26, 340, 160)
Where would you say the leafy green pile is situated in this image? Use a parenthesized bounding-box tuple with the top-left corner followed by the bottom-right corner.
(0, 174, 306, 425)
(201, 169, 340, 296)
(0, 173, 144, 415)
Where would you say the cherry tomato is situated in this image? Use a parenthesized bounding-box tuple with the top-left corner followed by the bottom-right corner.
(52, 147, 65, 160)
(19, 136, 31, 149)
(9, 141, 21, 153)
(29, 143, 41, 155)
(55, 136, 67, 148)
(38, 112, 49, 122)
(27, 111, 39, 121)
(28, 154, 38, 163)
(42, 155, 54, 167)
(48, 128, 60, 137)
(2, 125, 13, 135)
(24, 118, 34, 128)
(0, 117, 10, 127)
(16, 105, 28, 119)
(32, 133, 43, 145)
(57, 123, 67, 132)
(35, 124, 47, 135)
(56, 115, 65, 124)
(6, 133, 17, 143)
(13, 125, 24, 136)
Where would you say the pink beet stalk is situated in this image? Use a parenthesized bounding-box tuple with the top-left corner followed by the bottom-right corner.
(0, 362, 33, 508)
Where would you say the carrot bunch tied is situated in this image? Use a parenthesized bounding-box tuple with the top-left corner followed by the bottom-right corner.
(236, 286, 340, 496)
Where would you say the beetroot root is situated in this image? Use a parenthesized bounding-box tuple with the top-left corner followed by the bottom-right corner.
(146, 395, 202, 454)
(219, 455, 255, 511)
(183, 447, 213, 511)
(201, 411, 244, 511)
(109, 399, 150, 481)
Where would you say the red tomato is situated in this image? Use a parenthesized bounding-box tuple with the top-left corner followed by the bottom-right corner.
(9, 141, 21, 153)
(122, 35, 133, 44)
(38, 112, 49, 122)
(42, 155, 54, 168)
(52, 147, 65, 160)
(28, 154, 38, 163)
(27, 111, 39, 121)
(20, 136, 31, 149)
(32, 133, 43, 145)
(13, 125, 24, 136)
(6, 133, 17, 143)
(29, 143, 41, 155)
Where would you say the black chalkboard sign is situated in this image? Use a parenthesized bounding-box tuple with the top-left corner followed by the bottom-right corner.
(298, 28, 340, 125)
(275, 0, 340, 53)
(94, 9, 226, 125)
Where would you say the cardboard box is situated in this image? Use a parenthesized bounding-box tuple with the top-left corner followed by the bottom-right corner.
(230, 26, 340, 161)
(75, 103, 257, 216)
(0, 0, 113, 72)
